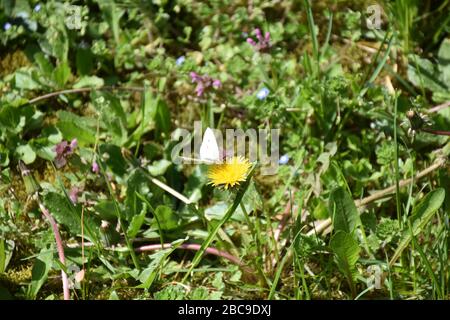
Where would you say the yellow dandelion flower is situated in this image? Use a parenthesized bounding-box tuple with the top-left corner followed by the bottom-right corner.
(207, 156, 251, 189)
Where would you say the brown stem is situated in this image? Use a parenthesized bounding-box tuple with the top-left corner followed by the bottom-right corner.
(38, 203, 70, 300)
(427, 101, 450, 114)
(420, 128, 450, 136)
(27, 86, 147, 105)
(67, 240, 252, 273)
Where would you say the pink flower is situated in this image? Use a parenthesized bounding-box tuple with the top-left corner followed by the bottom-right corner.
(246, 28, 271, 51)
(212, 79, 222, 88)
(92, 161, 99, 174)
(69, 187, 80, 204)
(54, 139, 77, 168)
(190, 73, 221, 97)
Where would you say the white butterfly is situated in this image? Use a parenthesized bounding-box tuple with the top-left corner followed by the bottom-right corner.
(199, 127, 221, 163)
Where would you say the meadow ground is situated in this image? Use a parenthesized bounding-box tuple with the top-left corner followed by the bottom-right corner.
(0, 0, 449, 300)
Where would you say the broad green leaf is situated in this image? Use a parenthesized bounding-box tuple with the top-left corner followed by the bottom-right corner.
(27, 248, 53, 299)
(43, 192, 82, 234)
(330, 231, 361, 283)
(329, 187, 361, 235)
(52, 61, 71, 88)
(43, 192, 100, 240)
(34, 52, 54, 78)
(16, 144, 36, 164)
(390, 188, 445, 266)
(0, 105, 26, 134)
(14, 70, 41, 90)
(95, 200, 118, 221)
(438, 38, 450, 85)
(56, 111, 97, 144)
(154, 205, 178, 231)
(205, 201, 245, 222)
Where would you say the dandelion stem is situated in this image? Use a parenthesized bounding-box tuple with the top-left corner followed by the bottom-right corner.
(182, 164, 257, 283)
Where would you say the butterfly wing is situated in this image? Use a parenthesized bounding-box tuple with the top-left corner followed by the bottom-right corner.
(199, 128, 220, 163)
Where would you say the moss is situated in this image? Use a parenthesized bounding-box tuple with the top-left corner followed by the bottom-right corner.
(0, 50, 30, 77)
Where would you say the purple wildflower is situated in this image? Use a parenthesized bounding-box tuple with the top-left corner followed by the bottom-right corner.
(190, 72, 221, 97)
(69, 187, 80, 204)
(92, 160, 99, 174)
(212, 79, 222, 89)
(54, 139, 77, 168)
(4, 22, 12, 31)
(246, 28, 271, 52)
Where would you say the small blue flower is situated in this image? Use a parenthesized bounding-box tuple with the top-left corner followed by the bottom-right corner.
(3, 22, 12, 31)
(256, 87, 270, 100)
(176, 56, 185, 66)
(34, 4, 41, 12)
(278, 154, 290, 165)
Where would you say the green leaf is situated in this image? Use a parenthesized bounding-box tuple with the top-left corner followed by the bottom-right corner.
(76, 47, 94, 76)
(27, 248, 53, 299)
(154, 205, 178, 231)
(52, 61, 71, 88)
(0, 105, 26, 134)
(155, 98, 171, 135)
(124, 169, 150, 219)
(16, 144, 36, 164)
(329, 187, 361, 235)
(14, 70, 41, 90)
(95, 200, 118, 221)
(330, 230, 361, 295)
(147, 159, 171, 176)
(34, 52, 53, 78)
(43, 192, 82, 234)
(127, 203, 147, 239)
(99, 144, 128, 177)
(136, 238, 185, 289)
(56, 111, 97, 144)
(438, 38, 450, 86)
(390, 188, 445, 266)
(73, 76, 104, 89)
(407, 53, 448, 94)
(128, 86, 157, 144)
